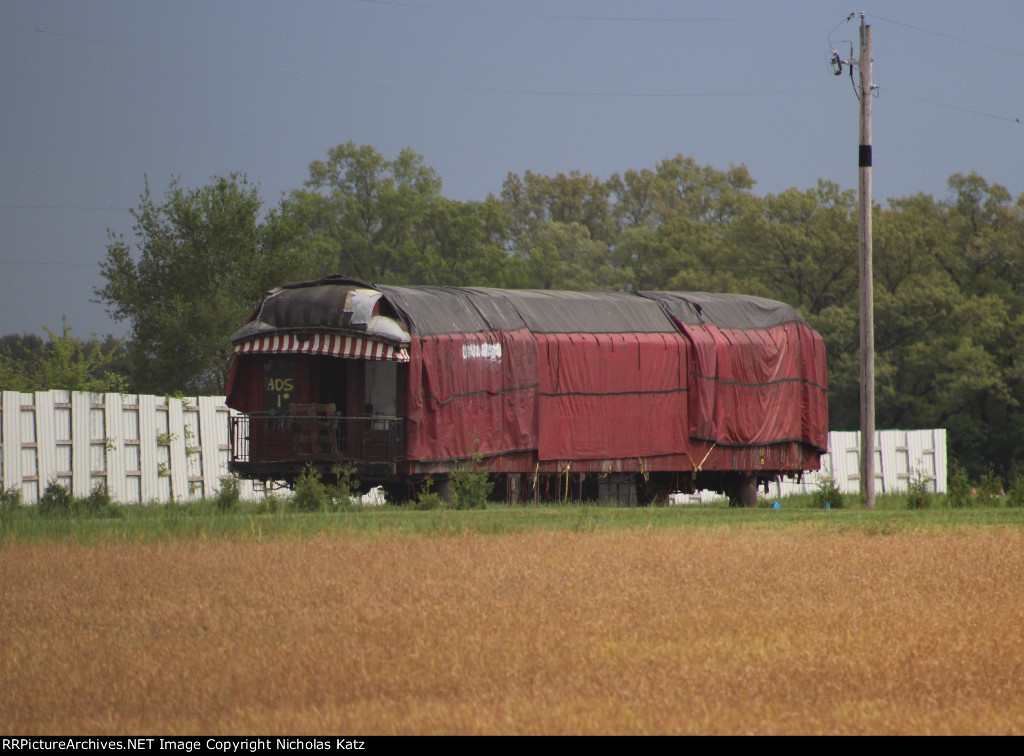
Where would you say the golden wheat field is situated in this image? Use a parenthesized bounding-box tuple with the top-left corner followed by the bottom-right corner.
(3, 529, 1024, 735)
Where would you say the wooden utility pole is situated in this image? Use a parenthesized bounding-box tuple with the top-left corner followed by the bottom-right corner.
(857, 15, 875, 509)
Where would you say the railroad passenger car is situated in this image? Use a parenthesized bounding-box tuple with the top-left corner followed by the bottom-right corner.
(225, 276, 828, 506)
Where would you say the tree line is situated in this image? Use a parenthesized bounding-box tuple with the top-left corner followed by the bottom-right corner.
(2, 142, 1022, 484)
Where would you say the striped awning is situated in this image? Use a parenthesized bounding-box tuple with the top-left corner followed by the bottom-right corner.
(233, 333, 410, 362)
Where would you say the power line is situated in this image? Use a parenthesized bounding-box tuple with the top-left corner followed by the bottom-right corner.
(0, 260, 98, 267)
(866, 13, 1024, 58)
(828, 13, 1023, 127)
(6, 21, 823, 99)
(347, 0, 807, 23)
(879, 88, 1022, 125)
(0, 204, 131, 211)
(3, 255, 1016, 274)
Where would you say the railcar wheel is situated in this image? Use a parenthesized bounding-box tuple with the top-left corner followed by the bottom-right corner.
(726, 474, 759, 508)
(383, 481, 412, 505)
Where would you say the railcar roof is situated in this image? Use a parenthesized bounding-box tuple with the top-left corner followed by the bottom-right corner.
(233, 275, 808, 340)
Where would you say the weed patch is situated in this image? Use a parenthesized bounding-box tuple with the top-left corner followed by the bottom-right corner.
(449, 451, 492, 510)
(812, 473, 844, 510)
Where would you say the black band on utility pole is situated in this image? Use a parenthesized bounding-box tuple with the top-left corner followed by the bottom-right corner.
(859, 145, 872, 168)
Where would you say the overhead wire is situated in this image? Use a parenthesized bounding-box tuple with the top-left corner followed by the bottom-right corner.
(879, 88, 1021, 125)
(0, 260, 98, 267)
(4, 7, 1021, 231)
(4, 20, 820, 100)
(828, 12, 1024, 126)
(346, 0, 809, 23)
(3, 253, 1017, 273)
(865, 13, 1024, 58)
(0, 204, 130, 211)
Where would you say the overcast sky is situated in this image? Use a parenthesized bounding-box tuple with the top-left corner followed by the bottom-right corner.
(2, 0, 1022, 339)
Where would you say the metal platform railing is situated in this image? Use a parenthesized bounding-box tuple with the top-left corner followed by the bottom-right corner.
(230, 411, 405, 465)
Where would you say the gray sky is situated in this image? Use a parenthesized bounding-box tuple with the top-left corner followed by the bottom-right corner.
(2, 0, 1022, 339)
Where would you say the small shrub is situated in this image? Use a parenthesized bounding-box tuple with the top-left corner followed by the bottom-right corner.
(0, 486, 23, 526)
(905, 468, 933, 510)
(292, 465, 331, 512)
(1005, 474, 1024, 508)
(412, 478, 443, 510)
(450, 451, 492, 510)
(946, 465, 971, 508)
(216, 476, 242, 512)
(1, 486, 23, 509)
(329, 463, 359, 510)
(812, 473, 843, 510)
(253, 493, 288, 515)
(38, 480, 74, 516)
(79, 482, 115, 516)
(976, 466, 1003, 507)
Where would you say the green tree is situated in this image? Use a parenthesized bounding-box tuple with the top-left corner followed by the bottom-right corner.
(288, 142, 443, 282)
(864, 178, 1024, 482)
(409, 197, 514, 288)
(500, 169, 613, 247)
(642, 154, 756, 227)
(0, 333, 46, 381)
(731, 181, 858, 315)
(607, 167, 658, 231)
(519, 221, 627, 291)
(0, 320, 127, 392)
(95, 174, 308, 394)
(604, 156, 760, 292)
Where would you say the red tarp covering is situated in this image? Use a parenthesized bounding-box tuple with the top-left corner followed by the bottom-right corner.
(535, 332, 689, 461)
(680, 322, 828, 451)
(404, 329, 538, 462)
(403, 330, 693, 463)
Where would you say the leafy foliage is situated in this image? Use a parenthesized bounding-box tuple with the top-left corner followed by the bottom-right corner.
(216, 477, 241, 512)
(291, 464, 362, 512)
(95, 173, 313, 394)
(812, 473, 844, 510)
(412, 479, 444, 510)
(80, 483, 116, 517)
(287, 142, 443, 282)
(34, 480, 118, 518)
(975, 466, 1004, 508)
(0, 322, 127, 392)
(37, 480, 75, 516)
(292, 465, 333, 512)
(1004, 474, 1024, 509)
(905, 468, 934, 510)
(947, 465, 972, 509)
(1, 486, 23, 509)
(329, 463, 360, 507)
(450, 451, 493, 510)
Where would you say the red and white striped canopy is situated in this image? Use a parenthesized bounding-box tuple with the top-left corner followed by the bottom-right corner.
(233, 333, 410, 362)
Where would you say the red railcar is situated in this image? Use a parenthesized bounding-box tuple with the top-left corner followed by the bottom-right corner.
(225, 276, 827, 506)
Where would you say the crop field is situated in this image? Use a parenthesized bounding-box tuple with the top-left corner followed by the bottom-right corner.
(3, 518, 1024, 735)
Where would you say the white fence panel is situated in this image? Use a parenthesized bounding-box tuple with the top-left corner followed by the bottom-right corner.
(0, 391, 258, 504)
(198, 395, 227, 500)
(767, 428, 947, 499)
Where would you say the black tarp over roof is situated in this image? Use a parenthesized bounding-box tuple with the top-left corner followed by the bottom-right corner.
(234, 276, 808, 338)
